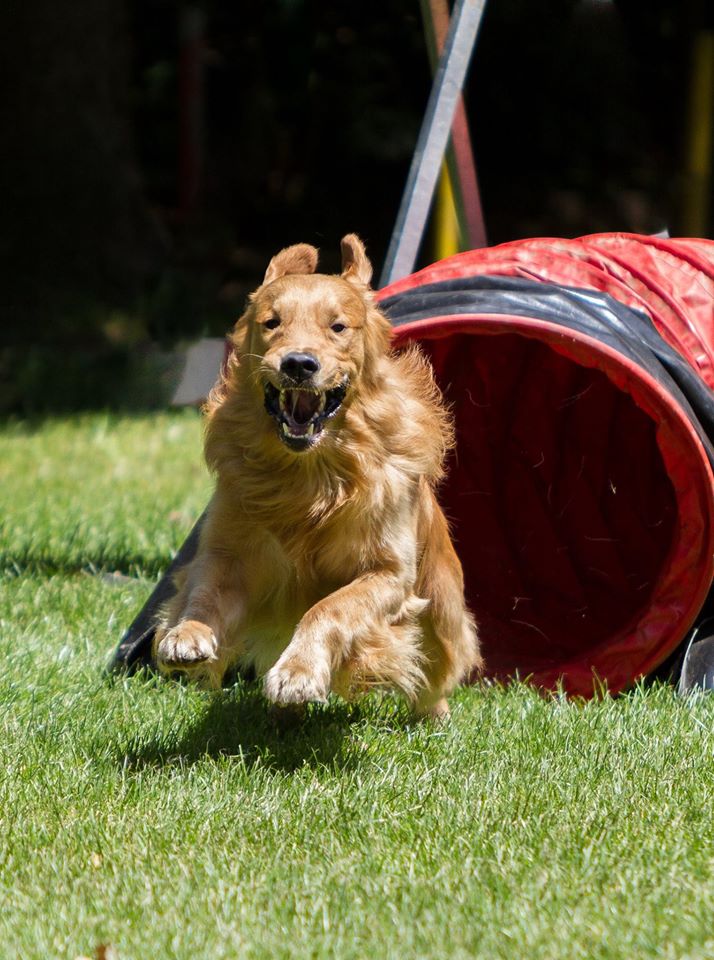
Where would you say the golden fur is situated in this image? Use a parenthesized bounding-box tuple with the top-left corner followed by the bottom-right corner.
(153, 234, 481, 718)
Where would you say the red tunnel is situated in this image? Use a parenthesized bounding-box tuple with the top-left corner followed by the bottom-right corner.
(380, 234, 714, 696)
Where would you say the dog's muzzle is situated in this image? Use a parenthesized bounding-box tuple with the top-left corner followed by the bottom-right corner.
(263, 379, 348, 452)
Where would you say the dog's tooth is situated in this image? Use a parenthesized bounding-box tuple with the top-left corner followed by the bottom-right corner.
(318, 393, 326, 412)
(306, 423, 314, 437)
(281, 422, 289, 436)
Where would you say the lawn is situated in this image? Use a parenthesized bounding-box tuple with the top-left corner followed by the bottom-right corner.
(1, 412, 713, 960)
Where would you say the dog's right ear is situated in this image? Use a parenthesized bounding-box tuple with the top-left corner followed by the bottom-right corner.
(263, 243, 319, 285)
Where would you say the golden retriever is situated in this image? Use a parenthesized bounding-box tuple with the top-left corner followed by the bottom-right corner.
(153, 235, 481, 718)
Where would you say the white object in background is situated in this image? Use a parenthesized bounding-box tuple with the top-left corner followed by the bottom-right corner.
(171, 338, 226, 406)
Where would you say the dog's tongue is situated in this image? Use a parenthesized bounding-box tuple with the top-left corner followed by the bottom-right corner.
(290, 390, 319, 425)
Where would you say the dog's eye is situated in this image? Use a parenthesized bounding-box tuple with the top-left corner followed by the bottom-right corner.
(331, 322, 346, 333)
(264, 317, 281, 330)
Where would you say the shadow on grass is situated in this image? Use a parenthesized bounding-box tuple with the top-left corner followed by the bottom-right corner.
(114, 675, 411, 775)
(2, 550, 173, 581)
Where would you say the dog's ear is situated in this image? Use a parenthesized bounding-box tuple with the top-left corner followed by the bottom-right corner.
(263, 243, 318, 285)
(230, 311, 249, 354)
(340, 234, 373, 287)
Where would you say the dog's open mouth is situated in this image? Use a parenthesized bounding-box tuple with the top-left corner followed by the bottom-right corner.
(264, 381, 348, 451)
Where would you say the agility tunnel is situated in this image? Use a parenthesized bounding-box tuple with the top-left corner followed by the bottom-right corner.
(379, 232, 714, 696)
(113, 231, 714, 697)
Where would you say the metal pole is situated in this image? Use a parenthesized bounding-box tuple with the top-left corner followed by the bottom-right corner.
(421, 0, 487, 252)
(379, 0, 487, 287)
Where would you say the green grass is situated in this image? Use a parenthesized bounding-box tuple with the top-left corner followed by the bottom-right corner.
(1, 412, 714, 960)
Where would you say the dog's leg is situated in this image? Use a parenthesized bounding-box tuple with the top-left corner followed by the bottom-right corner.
(154, 551, 243, 686)
(264, 572, 410, 706)
(414, 693, 451, 721)
(414, 486, 482, 712)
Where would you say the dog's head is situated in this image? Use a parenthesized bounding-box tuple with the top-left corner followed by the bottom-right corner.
(233, 234, 391, 453)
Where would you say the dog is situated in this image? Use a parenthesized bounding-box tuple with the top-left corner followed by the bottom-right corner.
(153, 234, 481, 718)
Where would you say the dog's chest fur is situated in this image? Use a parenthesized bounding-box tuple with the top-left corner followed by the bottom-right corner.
(232, 477, 416, 675)
(260, 463, 416, 584)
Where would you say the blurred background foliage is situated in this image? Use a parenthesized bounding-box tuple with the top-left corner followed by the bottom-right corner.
(1, 0, 712, 411)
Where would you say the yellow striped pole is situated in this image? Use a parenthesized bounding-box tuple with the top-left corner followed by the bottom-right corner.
(434, 163, 462, 261)
(683, 31, 713, 237)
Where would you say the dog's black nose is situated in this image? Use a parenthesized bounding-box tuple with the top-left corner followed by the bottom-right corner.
(280, 352, 321, 382)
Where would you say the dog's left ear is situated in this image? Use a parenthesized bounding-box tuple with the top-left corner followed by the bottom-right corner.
(340, 234, 373, 287)
(264, 243, 319, 285)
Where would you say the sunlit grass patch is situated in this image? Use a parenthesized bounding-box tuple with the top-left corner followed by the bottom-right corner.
(1, 413, 713, 960)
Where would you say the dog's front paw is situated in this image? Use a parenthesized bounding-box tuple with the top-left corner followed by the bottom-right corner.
(264, 656, 330, 706)
(155, 620, 218, 670)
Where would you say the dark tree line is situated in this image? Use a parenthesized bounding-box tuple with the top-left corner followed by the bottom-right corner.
(1, 0, 710, 409)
